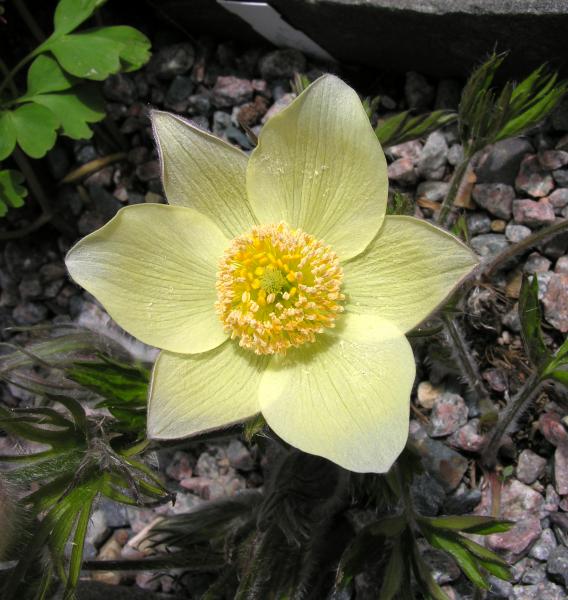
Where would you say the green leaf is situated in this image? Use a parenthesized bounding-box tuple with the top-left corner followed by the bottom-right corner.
(337, 516, 406, 585)
(548, 369, 568, 386)
(379, 542, 404, 600)
(519, 274, 550, 369)
(424, 530, 489, 590)
(28, 87, 104, 139)
(53, 0, 103, 36)
(458, 536, 510, 569)
(24, 55, 73, 97)
(46, 26, 151, 80)
(376, 109, 457, 148)
(410, 538, 452, 600)
(243, 413, 266, 442)
(94, 26, 152, 71)
(67, 355, 149, 405)
(496, 66, 568, 140)
(423, 515, 514, 535)
(0, 110, 17, 161)
(3, 104, 59, 158)
(0, 169, 28, 217)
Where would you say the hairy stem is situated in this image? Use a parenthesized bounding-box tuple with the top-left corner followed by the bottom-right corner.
(436, 156, 471, 227)
(13, 0, 46, 44)
(483, 219, 568, 278)
(481, 372, 542, 469)
(442, 312, 490, 402)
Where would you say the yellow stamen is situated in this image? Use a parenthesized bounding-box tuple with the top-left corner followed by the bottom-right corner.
(215, 222, 344, 355)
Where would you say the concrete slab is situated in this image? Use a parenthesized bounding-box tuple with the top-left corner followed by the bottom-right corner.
(268, 0, 568, 77)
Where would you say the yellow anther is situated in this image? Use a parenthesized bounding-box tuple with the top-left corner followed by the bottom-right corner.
(215, 222, 343, 355)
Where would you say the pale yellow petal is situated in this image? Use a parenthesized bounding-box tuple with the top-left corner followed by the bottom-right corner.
(259, 314, 415, 473)
(247, 74, 388, 260)
(147, 342, 268, 439)
(343, 216, 478, 332)
(151, 110, 256, 238)
(65, 204, 228, 354)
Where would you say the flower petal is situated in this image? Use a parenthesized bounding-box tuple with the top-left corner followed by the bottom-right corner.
(247, 75, 388, 260)
(259, 314, 415, 473)
(66, 204, 228, 354)
(343, 216, 478, 332)
(147, 342, 269, 439)
(151, 110, 256, 238)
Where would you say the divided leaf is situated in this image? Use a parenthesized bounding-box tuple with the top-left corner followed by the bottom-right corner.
(28, 86, 105, 139)
(45, 26, 151, 80)
(53, 0, 104, 36)
(24, 55, 74, 97)
(0, 104, 59, 158)
(376, 109, 456, 148)
(0, 169, 28, 216)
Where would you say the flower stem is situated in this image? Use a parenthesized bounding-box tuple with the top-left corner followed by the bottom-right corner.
(483, 219, 568, 279)
(481, 372, 542, 469)
(442, 312, 489, 403)
(436, 156, 471, 227)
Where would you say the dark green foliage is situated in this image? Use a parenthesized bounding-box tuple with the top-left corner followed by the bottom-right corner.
(376, 110, 456, 148)
(519, 275, 568, 386)
(0, 168, 27, 216)
(0, 328, 168, 599)
(458, 53, 567, 156)
(0, 0, 150, 215)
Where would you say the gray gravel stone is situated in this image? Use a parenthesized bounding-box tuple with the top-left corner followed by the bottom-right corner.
(513, 199, 556, 227)
(472, 183, 514, 219)
(476, 138, 533, 185)
(417, 131, 448, 179)
(388, 157, 417, 185)
(542, 273, 568, 332)
(259, 49, 306, 80)
(547, 545, 568, 588)
(529, 528, 557, 561)
(516, 449, 547, 484)
(212, 76, 253, 108)
(428, 393, 468, 437)
(416, 180, 449, 202)
(524, 253, 551, 273)
(513, 581, 565, 600)
(506, 223, 532, 243)
(12, 302, 48, 325)
(148, 43, 195, 79)
(470, 233, 509, 258)
(447, 143, 464, 166)
(103, 73, 137, 104)
(515, 155, 555, 198)
(467, 212, 492, 235)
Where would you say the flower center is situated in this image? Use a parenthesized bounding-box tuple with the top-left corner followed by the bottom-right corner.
(215, 222, 344, 355)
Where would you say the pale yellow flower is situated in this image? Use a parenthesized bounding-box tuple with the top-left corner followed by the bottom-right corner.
(66, 75, 477, 473)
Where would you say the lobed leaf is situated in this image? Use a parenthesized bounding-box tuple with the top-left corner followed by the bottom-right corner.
(0, 104, 59, 158)
(45, 26, 151, 80)
(53, 0, 104, 36)
(0, 169, 28, 217)
(27, 86, 105, 140)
